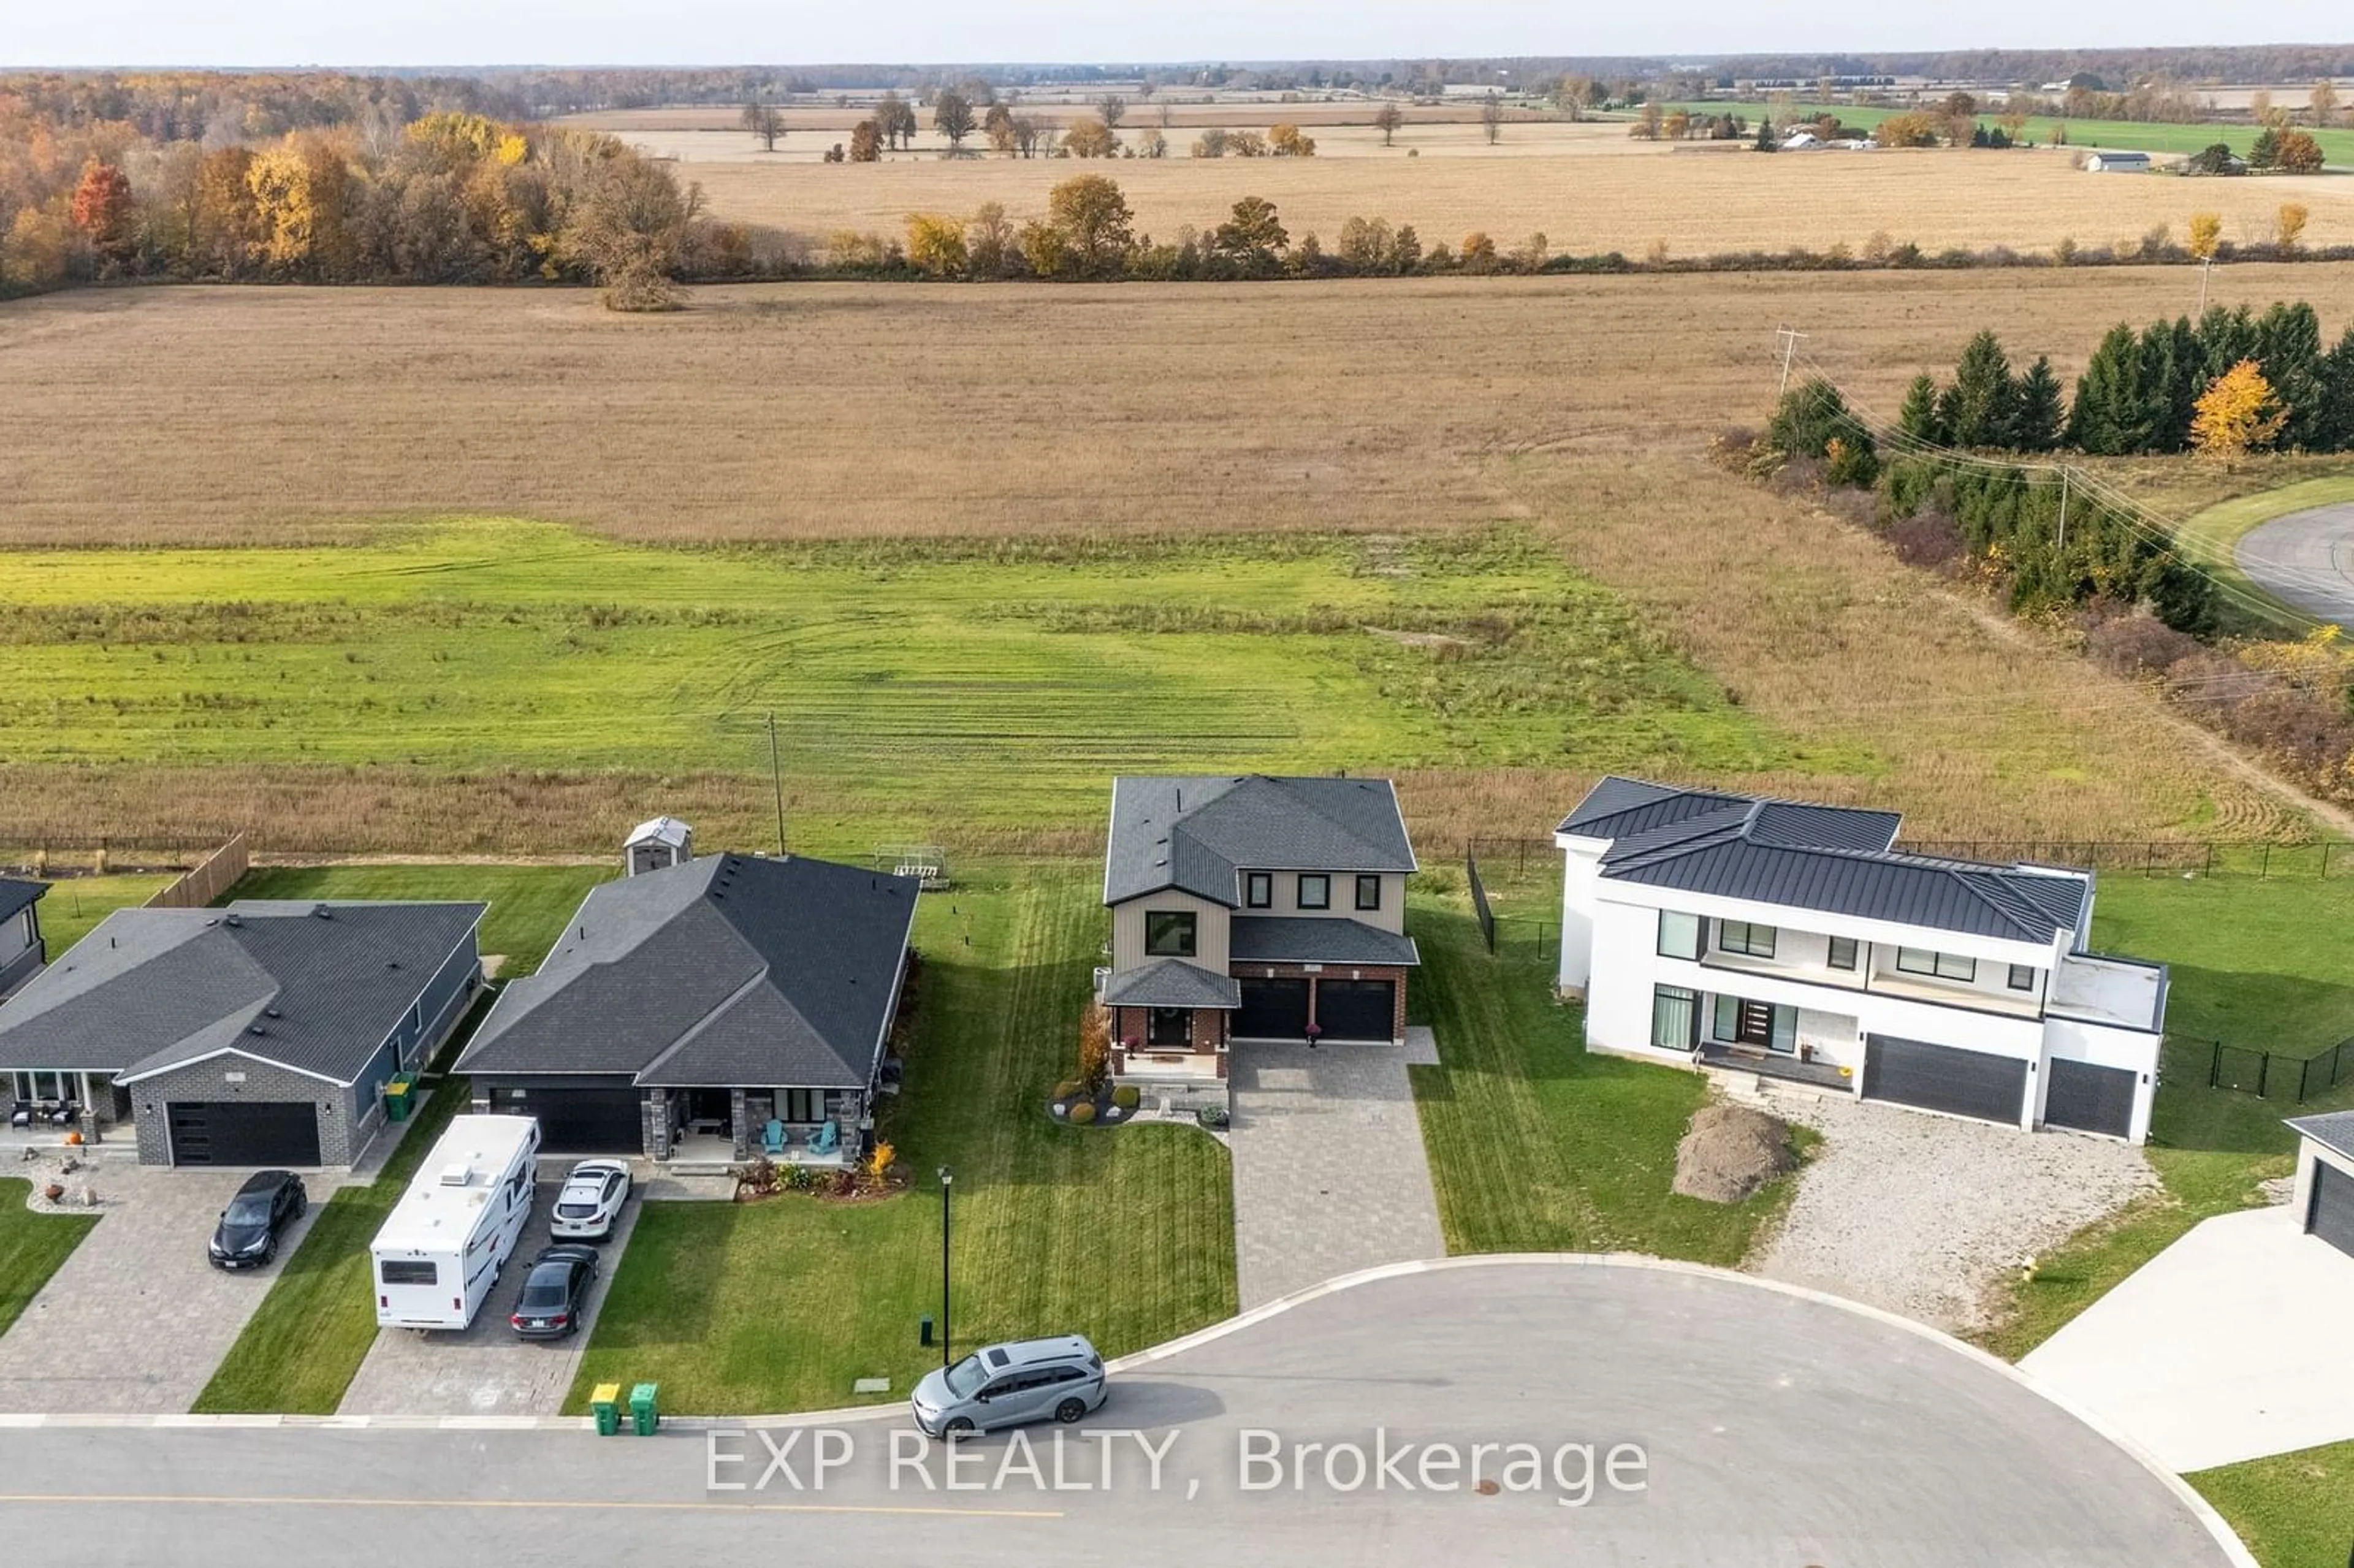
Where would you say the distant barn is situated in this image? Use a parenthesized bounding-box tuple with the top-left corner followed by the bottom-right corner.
(2083, 151, 2152, 173)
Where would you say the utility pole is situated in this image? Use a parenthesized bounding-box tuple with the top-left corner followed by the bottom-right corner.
(1775, 327, 1808, 395)
(2057, 468, 2070, 554)
(766, 711, 786, 856)
(2196, 255, 2213, 317)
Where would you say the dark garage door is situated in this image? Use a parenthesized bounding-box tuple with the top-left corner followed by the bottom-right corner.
(1316, 979, 1397, 1042)
(498, 1086, 642, 1152)
(1862, 1035, 2028, 1125)
(167, 1101, 321, 1167)
(2310, 1160, 2354, 1260)
(2043, 1057, 2138, 1139)
(1234, 978, 1310, 1040)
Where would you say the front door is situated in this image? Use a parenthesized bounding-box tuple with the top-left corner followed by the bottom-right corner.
(1147, 1008, 1192, 1048)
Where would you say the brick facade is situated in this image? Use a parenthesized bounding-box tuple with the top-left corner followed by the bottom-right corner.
(1110, 1003, 1231, 1078)
(128, 1054, 361, 1167)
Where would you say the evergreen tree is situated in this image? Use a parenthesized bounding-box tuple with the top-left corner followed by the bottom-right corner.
(2196, 304, 2258, 382)
(2317, 327, 2354, 453)
(2138, 318, 2203, 453)
(1754, 117, 1777, 152)
(2256, 302, 2327, 450)
(1940, 330, 2018, 447)
(1897, 373, 1947, 446)
(2066, 323, 2153, 455)
(2013, 356, 2065, 452)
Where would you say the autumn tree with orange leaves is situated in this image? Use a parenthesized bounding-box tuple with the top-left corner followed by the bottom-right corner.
(2190, 359, 2289, 461)
(70, 161, 134, 259)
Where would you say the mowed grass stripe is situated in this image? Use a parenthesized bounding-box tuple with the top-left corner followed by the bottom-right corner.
(0, 1178, 101, 1339)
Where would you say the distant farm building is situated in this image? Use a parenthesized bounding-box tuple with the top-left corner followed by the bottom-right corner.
(2083, 151, 2152, 173)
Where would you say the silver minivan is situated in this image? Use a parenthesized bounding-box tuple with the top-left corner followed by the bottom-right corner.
(910, 1335, 1108, 1437)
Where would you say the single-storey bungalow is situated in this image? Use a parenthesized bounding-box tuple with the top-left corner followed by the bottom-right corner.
(0, 877, 47, 997)
(0, 899, 484, 1164)
(2288, 1111, 2354, 1262)
(455, 851, 917, 1166)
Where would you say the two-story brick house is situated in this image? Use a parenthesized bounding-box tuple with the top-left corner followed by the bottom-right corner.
(1099, 775, 1420, 1089)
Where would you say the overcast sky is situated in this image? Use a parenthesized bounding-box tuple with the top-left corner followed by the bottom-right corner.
(6, 2, 2350, 70)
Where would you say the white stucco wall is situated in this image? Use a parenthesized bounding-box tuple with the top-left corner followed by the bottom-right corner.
(2292, 1136, 2354, 1225)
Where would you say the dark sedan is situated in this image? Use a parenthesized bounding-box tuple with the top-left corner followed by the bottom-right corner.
(509, 1244, 600, 1339)
(208, 1170, 307, 1269)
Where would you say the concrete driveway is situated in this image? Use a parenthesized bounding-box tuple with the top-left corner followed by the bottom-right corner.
(0, 1162, 336, 1414)
(2234, 499, 2354, 626)
(2022, 1203, 2354, 1471)
(0, 1259, 2241, 1567)
(337, 1160, 638, 1418)
(1227, 1043, 1444, 1307)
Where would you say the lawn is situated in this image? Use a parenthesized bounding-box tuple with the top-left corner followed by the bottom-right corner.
(565, 867, 1236, 1415)
(229, 863, 614, 975)
(1408, 877, 1802, 1265)
(1667, 101, 2354, 164)
(22, 872, 177, 954)
(0, 519, 1790, 856)
(2189, 1439, 2354, 1568)
(2173, 473, 2354, 633)
(0, 1178, 101, 1339)
(191, 862, 599, 1413)
(1975, 875, 2354, 1360)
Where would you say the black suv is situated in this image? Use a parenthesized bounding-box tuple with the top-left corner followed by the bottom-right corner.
(208, 1170, 307, 1269)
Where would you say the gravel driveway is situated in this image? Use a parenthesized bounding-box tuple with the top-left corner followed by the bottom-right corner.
(1749, 1090, 2158, 1333)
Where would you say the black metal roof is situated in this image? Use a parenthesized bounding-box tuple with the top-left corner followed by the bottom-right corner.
(0, 879, 45, 926)
(1104, 775, 1417, 908)
(457, 854, 916, 1090)
(2290, 1111, 2354, 1161)
(1101, 961, 1243, 1011)
(1560, 777, 2088, 945)
(0, 901, 484, 1084)
(1228, 916, 1420, 969)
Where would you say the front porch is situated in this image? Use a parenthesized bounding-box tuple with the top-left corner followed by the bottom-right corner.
(649, 1084, 866, 1171)
(1654, 986, 1862, 1089)
(1695, 1040, 1854, 1092)
(7, 1068, 131, 1147)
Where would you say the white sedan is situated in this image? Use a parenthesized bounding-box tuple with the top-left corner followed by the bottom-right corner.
(548, 1159, 632, 1241)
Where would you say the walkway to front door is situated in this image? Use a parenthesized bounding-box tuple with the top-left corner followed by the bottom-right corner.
(1227, 1043, 1446, 1309)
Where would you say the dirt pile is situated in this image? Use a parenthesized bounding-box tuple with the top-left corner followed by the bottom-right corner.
(1673, 1102, 1796, 1204)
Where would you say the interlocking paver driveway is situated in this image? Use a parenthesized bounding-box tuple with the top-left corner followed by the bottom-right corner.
(1227, 1043, 1445, 1308)
(0, 1163, 335, 1414)
(337, 1160, 638, 1417)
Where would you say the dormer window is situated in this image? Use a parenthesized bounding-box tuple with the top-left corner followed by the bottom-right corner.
(1244, 872, 1273, 909)
(1297, 874, 1330, 910)
(1145, 910, 1198, 957)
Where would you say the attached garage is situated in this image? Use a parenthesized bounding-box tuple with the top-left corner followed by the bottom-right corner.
(2309, 1159, 2354, 1261)
(1234, 978, 1311, 1040)
(2043, 1057, 2138, 1140)
(488, 1084, 642, 1153)
(166, 1100, 322, 1167)
(1315, 978, 1397, 1042)
(1862, 1035, 2028, 1126)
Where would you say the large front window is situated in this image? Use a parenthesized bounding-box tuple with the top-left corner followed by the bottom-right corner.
(1145, 910, 1198, 957)
(1650, 986, 1697, 1051)
(12, 1070, 70, 1102)
(1896, 948, 1976, 983)
(1656, 911, 1701, 961)
(1716, 920, 1777, 958)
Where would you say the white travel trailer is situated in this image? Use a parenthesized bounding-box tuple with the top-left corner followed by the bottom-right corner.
(371, 1114, 541, 1330)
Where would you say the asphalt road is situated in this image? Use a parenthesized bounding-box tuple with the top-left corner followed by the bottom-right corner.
(2235, 498, 2354, 626)
(0, 1260, 2238, 1567)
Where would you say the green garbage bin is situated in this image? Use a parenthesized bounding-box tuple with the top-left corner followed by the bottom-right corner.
(590, 1382, 622, 1437)
(384, 1077, 413, 1124)
(629, 1382, 659, 1436)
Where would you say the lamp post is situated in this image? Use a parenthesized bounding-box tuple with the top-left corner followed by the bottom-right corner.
(938, 1165, 953, 1369)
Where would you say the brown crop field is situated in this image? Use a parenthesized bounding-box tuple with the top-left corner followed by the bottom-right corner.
(4, 265, 2352, 854)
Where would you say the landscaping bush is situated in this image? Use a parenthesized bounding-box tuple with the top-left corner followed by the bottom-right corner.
(1077, 1003, 1111, 1093)
(2084, 612, 2204, 678)
(1195, 1105, 1230, 1130)
(1053, 1079, 1082, 1102)
(1068, 1102, 1096, 1125)
(1111, 1085, 1140, 1109)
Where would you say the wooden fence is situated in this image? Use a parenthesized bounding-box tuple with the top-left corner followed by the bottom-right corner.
(143, 835, 250, 909)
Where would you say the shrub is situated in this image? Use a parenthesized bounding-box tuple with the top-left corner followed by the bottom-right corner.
(1823, 434, 1880, 487)
(1053, 1079, 1082, 1102)
(1068, 1102, 1097, 1125)
(1766, 378, 1874, 468)
(2085, 612, 2206, 678)
(1195, 1105, 1230, 1130)
(1881, 508, 1967, 572)
(1111, 1085, 1140, 1109)
(1077, 1003, 1110, 1092)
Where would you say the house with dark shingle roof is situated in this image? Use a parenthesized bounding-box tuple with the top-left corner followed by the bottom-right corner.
(1099, 775, 1419, 1093)
(455, 851, 916, 1166)
(0, 900, 484, 1165)
(2287, 1112, 2354, 1260)
(1556, 777, 2167, 1143)
(0, 878, 47, 998)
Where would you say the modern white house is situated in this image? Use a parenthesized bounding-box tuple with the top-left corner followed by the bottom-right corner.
(1555, 778, 2168, 1143)
(2288, 1112, 2354, 1260)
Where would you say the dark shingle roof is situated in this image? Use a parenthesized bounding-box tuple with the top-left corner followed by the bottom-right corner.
(1228, 916, 1420, 968)
(1560, 777, 2087, 945)
(1101, 961, 1243, 1011)
(2290, 1111, 2354, 1160)
(0, 879, 45, 925)
(1104, 775, 1416, 907)
(0, 902, 484, 1084)
(457, 854, 916, 1090)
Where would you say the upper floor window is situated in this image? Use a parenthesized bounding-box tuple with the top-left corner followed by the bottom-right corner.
(1896, 947, 1976, 983)
(1145, 910, 1198, 957)
(1355, 875, 1382, 911)
(1244, 872, 1272, 909)
(1297, 874, 1330, 910)
(2006, 964, 2037, 992)
(1716, 919, 1777, 959)
(1656, 910, 1701, 961)
(1827, 936, 1859, 970)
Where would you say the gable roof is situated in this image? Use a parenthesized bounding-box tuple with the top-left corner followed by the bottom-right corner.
(1104, 775, 1416, 908)
(1559, 777, 2088, 945)
(2290, 1111, 2354, 1161)
(0, 901, 485, 1084)
(456, 853, 916, 1090)
(0, 879, 45, 926)
(1102, 960, 1243, 1011)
